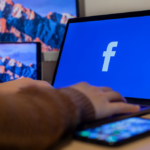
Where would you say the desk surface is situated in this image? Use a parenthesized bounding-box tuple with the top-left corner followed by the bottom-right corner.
(62, 137, 150, 150)
(63, 114, 150, 150)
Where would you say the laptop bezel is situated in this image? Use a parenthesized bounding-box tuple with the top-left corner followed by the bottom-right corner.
(52, 10, 150, 105)
(0, 42, 41, 80)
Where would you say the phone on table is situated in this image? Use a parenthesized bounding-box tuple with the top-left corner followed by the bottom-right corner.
(74, 117, 150, 146)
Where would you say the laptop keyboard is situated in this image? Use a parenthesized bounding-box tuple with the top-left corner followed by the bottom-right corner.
(140, 105, 150, 111)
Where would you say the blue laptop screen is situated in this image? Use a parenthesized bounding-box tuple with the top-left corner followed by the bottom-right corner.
(53, 15, 150, 99)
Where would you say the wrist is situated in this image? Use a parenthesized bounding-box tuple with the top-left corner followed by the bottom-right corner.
(57, 88, 95, 124)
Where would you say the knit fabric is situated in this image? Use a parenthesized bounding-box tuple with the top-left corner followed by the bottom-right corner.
(0, 87, 95, 149)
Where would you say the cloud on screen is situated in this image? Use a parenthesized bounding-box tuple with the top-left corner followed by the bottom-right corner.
(9, 52, 36, 66)
(0, 44, 37, 66)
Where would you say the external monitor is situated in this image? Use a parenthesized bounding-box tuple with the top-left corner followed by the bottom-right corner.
(0, 0, 79, 52)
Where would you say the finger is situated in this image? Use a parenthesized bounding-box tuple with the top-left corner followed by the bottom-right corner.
(105, 91, 127, 102)
(99, 87, 113, 92)
(108, 103, 140, 115)
(79, 82, 90, 87)
(36, 80, 53, 88)
(25, 80, 53, 89)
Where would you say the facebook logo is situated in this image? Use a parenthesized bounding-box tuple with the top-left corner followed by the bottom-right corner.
(102, 42, 118, 72)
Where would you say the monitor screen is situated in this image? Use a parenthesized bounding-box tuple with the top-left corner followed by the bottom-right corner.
(0, 43, 37, 83)
(53, 15, 150, 99)
(0, 0, 78, 52)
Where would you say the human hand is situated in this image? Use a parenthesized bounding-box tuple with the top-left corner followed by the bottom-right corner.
(0, 78, 53, 95)
(71, 82, 140, 119)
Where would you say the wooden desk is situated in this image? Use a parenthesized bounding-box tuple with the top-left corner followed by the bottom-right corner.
(62, 114, 150, 150)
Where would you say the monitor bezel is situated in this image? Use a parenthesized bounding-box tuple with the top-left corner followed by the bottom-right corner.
(0, 42, 41, 81)
(76, 0, 80, 17)
(52, 10, 150, 105)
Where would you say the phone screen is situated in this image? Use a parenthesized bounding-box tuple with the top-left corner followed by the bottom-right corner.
(76, 117, 150, 144)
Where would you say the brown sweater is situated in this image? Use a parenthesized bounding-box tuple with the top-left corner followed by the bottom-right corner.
(0, 87, 95, 149)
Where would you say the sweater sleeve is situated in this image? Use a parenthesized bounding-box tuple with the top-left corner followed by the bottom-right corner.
(0, 86, 95, 149)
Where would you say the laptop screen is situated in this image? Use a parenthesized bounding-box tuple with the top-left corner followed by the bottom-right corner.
(53, 15, 150, 99)
(0, 43, 37, 82)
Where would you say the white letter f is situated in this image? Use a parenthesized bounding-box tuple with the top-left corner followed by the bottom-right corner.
(102, 42, 118, 72)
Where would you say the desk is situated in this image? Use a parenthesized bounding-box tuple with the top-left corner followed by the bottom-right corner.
(62, 114, 150, 150)
(62, 138, 150, 150)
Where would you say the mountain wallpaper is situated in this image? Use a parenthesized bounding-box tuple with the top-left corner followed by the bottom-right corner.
(0, 56, 37, 82)
(0, 0, 77, 52)
(0, 43, 37, 83)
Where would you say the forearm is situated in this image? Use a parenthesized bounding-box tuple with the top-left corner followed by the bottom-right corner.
(0, 87, 95, 149)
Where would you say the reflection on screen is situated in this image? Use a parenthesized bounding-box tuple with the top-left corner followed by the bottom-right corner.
(77, 117, 150, 143)
(0, 43, 37, 83)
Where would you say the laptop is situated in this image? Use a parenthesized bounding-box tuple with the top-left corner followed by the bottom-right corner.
(0, 42, 41, 82)
(52, 10, 150, 111)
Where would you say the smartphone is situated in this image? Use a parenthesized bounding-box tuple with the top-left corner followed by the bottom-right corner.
(74, 117, 150, 146)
